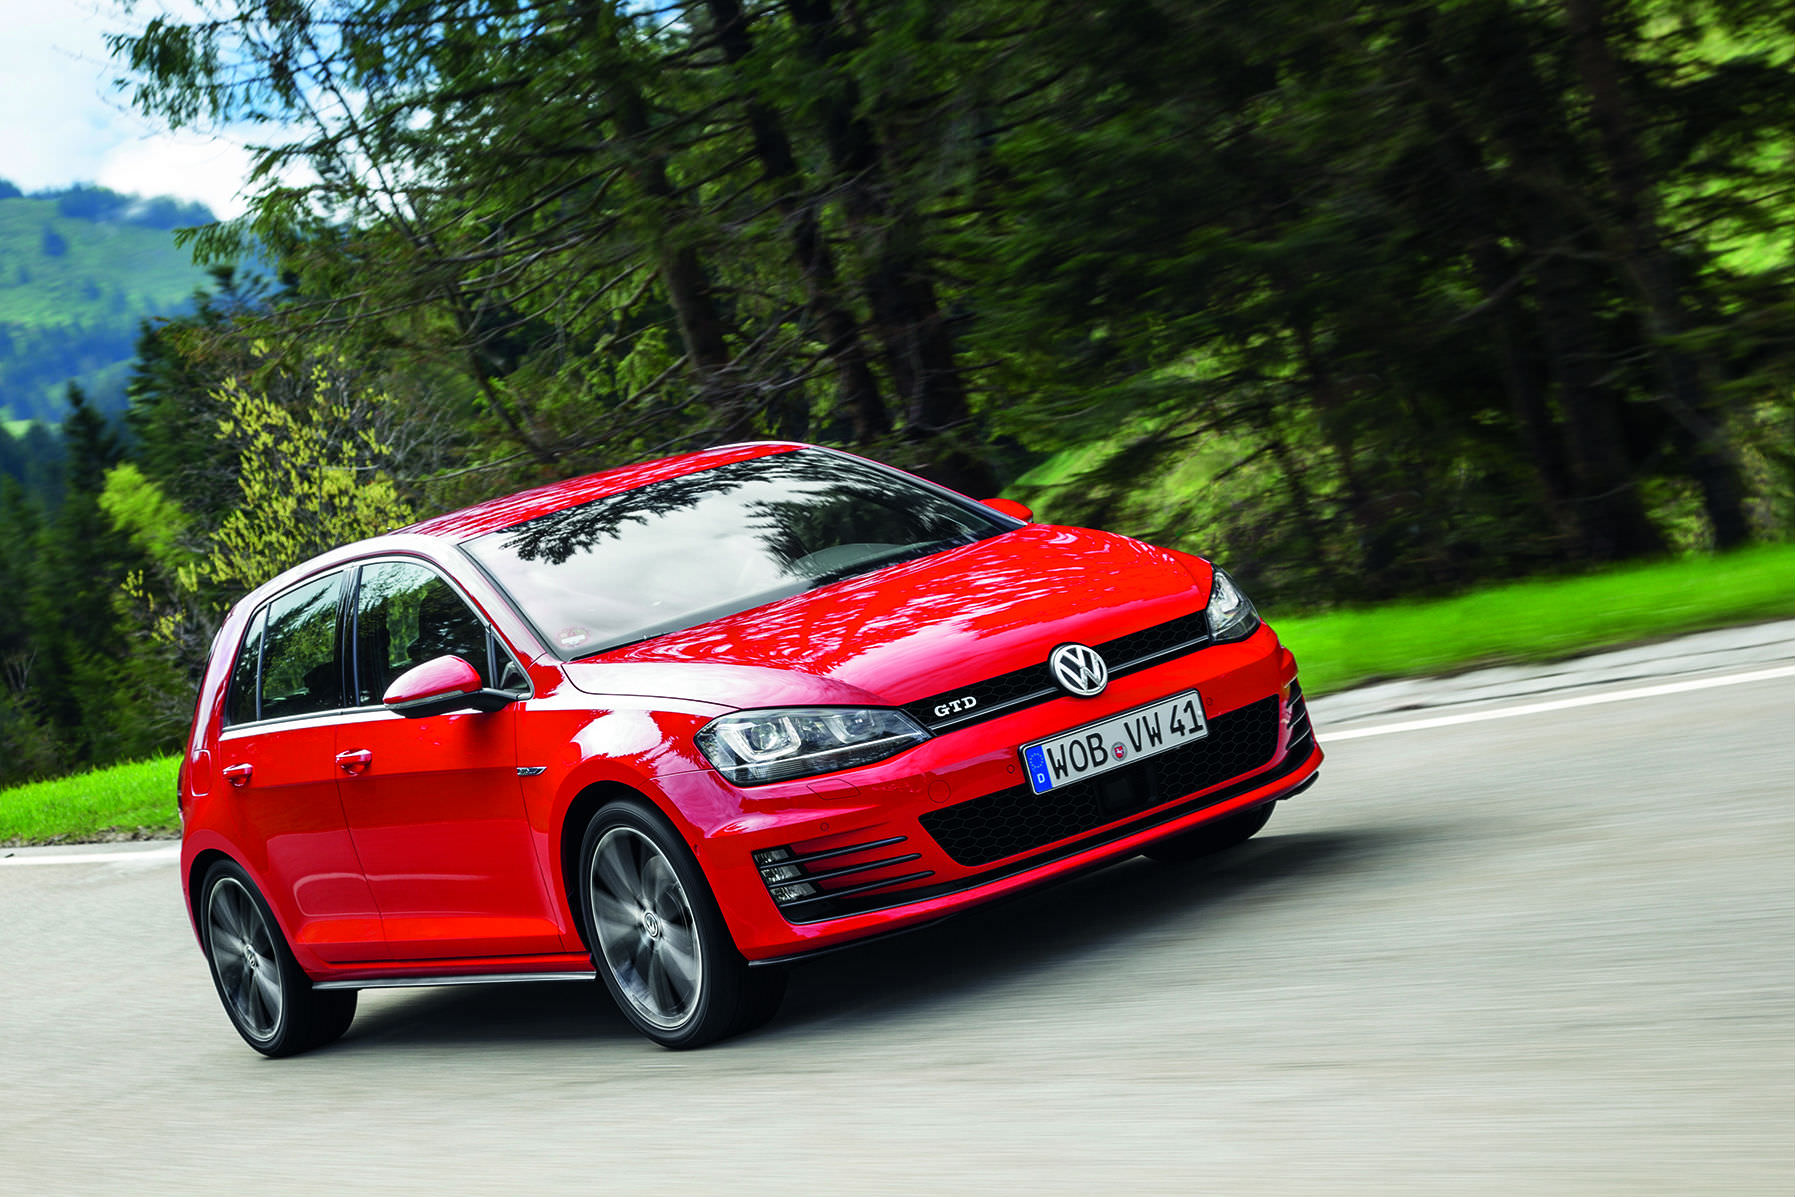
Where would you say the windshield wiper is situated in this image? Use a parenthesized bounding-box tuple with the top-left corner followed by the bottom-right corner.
(804, 536, 974, 589)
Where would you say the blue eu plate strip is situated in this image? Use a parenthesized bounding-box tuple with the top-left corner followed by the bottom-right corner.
(1023, 745, 1055, 794)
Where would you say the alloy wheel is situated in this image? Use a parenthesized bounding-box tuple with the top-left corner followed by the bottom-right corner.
(206, 876, 285, 1041)
(587, 827, 704, 1031)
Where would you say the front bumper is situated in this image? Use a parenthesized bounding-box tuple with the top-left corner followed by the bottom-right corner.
(683, 623, 1320, 961)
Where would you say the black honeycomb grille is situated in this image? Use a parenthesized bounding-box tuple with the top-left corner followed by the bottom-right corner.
(920, 695, 1282, 867)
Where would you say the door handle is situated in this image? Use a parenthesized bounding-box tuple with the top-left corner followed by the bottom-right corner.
(335, 749, 374, 775)
(221, 763, 253, 787)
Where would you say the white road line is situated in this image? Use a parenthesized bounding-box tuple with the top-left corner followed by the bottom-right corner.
(0, 845, 180, 868)
(1321, 664, 1795, 741)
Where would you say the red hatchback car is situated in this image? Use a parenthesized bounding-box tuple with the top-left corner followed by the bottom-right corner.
(180, 442, 1321, 1053)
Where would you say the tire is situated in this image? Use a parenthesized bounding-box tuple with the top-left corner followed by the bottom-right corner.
(1143, 801, 1275, 864)
(199, 859, 358, 1058)
(576, 799, 785, 1049)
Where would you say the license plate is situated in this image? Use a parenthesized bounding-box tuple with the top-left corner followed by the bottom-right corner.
(1020, 691, 1208, 795)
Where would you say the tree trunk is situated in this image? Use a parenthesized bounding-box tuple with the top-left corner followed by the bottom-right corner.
(1532, 254, 1665, 560)
(1564, 0, 1750, 547)
(602, 41, 741, 430)
(784, 0, 995, 495)
(702, 0, 891, 444)
(1400, 16, 1578, 538)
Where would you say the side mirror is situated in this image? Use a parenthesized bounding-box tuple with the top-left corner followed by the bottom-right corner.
(982, 497, 1033, 522)
(383, 655, 515, 718)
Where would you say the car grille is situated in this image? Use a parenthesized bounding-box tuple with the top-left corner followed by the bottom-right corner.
(920, 694, 1283, 866)
(902, 611, 1211, 733)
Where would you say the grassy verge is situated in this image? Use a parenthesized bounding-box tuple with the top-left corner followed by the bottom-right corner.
(3, 544, 1791, 845)
(0, 757, 180, 846)
(1275, 542, 1795, 695)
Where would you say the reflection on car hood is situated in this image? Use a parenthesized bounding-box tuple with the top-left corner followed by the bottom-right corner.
(560, 525, 1206, 711)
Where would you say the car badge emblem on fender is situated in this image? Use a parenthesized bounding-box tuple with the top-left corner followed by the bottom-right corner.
(1049, 642, 1109, 697)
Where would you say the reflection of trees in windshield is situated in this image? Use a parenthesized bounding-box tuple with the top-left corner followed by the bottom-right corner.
(468, 449, 1008, 654)
(488, 449, 993, 574)
(493, 470, 764, 566)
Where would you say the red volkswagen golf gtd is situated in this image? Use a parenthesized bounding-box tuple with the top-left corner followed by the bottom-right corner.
(180, 442, 1322, 1053)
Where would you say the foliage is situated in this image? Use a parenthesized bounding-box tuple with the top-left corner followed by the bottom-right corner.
(202, 362, 416, 591)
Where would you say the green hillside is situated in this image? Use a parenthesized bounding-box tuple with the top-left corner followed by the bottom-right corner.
(0, 183, 215, 422)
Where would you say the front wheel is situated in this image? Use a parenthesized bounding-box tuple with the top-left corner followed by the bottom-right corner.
(577, 800, 784, 1049)
(200, 860, 356, 1057)
(1143, 802, 1275, 863)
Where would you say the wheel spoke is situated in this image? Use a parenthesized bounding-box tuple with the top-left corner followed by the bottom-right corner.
(211, 928, 244, 967)
(213, 892, 244, 943)
(645, 948, 672, 1016)
(659, 931, 699, 999)
(594, 837, 643, 902)
(252, 969, 283, 1029)
(589, 890, 638, 942)
(642, 855, 676, 912)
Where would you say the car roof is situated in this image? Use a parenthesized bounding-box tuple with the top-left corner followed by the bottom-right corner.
(402, 440, 810, 541)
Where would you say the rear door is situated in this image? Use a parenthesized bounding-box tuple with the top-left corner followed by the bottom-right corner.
(331, 558, 562, 960)
(214, 572, 386, 963)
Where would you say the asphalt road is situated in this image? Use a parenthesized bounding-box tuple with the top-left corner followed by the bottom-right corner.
(3, 627, 1792, 1195)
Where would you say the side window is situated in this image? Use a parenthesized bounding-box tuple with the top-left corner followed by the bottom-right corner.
(259, 573, 345, 721)
(353, 561, 495, 706)
(224, 607, 267, 727)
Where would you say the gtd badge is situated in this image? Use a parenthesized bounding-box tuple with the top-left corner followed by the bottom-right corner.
(933, 695, 978, 719)
(1049, 643, 1108, 697)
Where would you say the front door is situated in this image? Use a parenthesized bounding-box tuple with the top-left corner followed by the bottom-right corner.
(333, 559, 561, 961)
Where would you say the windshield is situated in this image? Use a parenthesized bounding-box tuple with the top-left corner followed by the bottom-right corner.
(464, 448, 1013, 657)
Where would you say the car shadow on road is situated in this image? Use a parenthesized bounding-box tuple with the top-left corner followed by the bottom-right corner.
(335, 823, 1399, 1053)
(338, 976, 632, 1051)
(763, 826, 1400, 1039)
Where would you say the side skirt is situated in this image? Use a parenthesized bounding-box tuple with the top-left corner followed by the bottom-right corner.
(315, 970, 595, 991)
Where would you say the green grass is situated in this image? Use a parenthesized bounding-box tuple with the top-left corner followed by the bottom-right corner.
(3, 544, 1791, 845)
(0, 757, 180, 845)
(1276, 542, 1795, 695)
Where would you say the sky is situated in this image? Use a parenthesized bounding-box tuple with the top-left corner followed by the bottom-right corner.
(0, 0, 256, 218)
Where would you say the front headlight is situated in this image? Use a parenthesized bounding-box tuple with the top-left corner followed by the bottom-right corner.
(1206, 566, 1261, 642)
(695, 707, 930, 786)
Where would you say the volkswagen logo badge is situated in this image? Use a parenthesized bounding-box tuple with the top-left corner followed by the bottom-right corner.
(1049, 642, 1109, 697)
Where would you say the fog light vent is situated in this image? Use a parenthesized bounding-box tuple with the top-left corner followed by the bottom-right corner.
(751, 836, 934, 919)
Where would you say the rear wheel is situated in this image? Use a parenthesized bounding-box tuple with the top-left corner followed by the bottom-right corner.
(200, 860, 356, 1057)
(1143, 802, 1275, 863)
(577, 800, 785, 1049)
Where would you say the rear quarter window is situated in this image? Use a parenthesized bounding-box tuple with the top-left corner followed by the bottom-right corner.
(223, 606, 267, 727)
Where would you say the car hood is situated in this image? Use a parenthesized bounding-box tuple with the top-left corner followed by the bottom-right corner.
(560, 525, 1208, 711)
